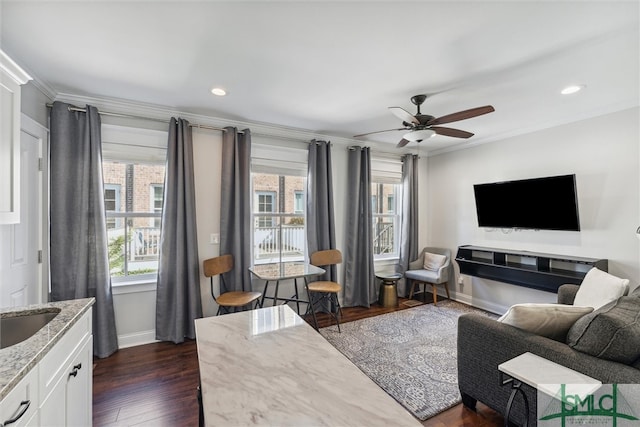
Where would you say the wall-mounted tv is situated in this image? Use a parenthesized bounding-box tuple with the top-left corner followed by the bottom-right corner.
(473, 174, 581, 231)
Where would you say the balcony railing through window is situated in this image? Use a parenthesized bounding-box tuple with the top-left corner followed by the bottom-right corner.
(373, 215, 396, 256)
(106, 211, 162, 280)
(253, 213, 305, 264)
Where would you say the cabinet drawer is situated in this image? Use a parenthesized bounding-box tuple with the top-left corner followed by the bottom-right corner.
(39, 309, 92, 402)
(0, 365, 38, 427)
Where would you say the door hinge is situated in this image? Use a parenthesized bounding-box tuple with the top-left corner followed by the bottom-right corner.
(38, 157, 44, 171)
(37, 250, 43, 264)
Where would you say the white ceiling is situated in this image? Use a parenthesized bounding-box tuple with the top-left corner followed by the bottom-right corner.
(1, 1, 638, 152)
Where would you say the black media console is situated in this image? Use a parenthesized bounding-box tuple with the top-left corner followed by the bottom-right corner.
(455, 245, 608, 293)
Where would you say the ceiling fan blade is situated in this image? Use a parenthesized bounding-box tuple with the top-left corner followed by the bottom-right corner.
(431, 126, 474, 139)
(353, 128, 407, 138)
(428, 105, 495, 126)
(389, 107, 420, 125)
(396, 138, 411, 148)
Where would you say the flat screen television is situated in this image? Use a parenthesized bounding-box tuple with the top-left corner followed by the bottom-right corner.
(473, 174, 581, 231)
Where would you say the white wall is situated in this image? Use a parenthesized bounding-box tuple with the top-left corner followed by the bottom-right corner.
(426, 107, 640, 314)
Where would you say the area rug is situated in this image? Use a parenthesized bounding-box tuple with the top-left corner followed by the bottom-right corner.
(319, 300, 497, 421)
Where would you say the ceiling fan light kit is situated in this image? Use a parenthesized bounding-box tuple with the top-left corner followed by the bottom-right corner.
(354, 94, 495, 148)
(404, 128, 435, 142)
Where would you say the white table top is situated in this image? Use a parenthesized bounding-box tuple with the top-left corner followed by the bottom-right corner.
(195, 305, 420, 426)
(498, 352, 602, 397)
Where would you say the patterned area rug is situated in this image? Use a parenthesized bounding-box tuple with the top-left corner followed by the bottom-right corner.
(320, 300, 497, 421)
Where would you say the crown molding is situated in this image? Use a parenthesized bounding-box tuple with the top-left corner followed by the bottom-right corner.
(0, 49, 32, 85)
(28, 77, 57, 101)
(53, 91, 406, 155)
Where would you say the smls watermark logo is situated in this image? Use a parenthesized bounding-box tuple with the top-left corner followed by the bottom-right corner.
(538, 384, 640, 426)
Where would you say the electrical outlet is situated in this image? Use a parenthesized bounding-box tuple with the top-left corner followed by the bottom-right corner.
(210, 233, 220, 245)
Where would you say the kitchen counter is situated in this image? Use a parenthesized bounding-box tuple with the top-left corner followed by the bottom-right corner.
(0, 298, 94, 400)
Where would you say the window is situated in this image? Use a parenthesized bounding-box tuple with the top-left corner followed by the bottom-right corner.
(251, 143, 308, 265)
(294, 191, 304, 213)
(371, 183, 400, 258)
(150, 184, 163, 228)
(252, 174, 305, 264)
(370, 157, 403, 259)
(256, 191, 276, 227)
(102, 124, 167, 282)
(104, 184, 121, 229)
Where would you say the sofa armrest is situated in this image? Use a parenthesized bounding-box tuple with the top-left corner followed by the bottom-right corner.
(558, 284, 580, 304)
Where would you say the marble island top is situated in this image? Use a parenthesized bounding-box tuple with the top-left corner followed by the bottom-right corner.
(195, 305, 420, 426)
(0, 298, 94, 400)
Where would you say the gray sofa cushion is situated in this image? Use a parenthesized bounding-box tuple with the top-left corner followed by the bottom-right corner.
(566, 294, 640, 364)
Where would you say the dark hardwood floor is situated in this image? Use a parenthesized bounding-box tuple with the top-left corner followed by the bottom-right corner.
(93, 296, 503, 426)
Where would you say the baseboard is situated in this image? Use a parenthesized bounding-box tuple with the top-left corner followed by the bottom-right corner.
(449, 292, 506, 315)
(117, 330, 159, 349)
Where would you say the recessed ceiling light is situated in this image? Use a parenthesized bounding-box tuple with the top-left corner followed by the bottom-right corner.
(561, 85, 585, 95)
(211, 87, 227, 96)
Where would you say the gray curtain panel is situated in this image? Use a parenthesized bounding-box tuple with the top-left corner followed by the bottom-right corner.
(343, 146, 376, 307)
(398, 154, 419, 296)
(220, 127, 252, 291)
(155, 118, 202, 343)
(306, 140, 336, 281)
(49, 101, 118, 358)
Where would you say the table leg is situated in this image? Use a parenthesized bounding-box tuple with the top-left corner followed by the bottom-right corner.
(273, 280, 280, 306)
(294, 278, 301, 315)
(260, 280, 270, 308)
(503, 378, 529, 427)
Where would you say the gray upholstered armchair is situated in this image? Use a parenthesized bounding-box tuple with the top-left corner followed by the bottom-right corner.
(404, 247, 453, 304)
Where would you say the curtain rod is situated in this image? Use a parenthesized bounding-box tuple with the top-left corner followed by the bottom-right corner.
(46, 103, 244, 134)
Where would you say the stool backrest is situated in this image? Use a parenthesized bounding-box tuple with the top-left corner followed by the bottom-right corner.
(203, 254, 233, 278)
(310, 249, 342, 267)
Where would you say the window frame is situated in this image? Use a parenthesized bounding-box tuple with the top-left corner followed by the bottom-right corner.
(250, 143, 308, 266)
(371, 182, 402, 261)
(101, 124, 167, 285)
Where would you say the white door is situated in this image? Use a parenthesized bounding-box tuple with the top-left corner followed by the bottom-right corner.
(0, 115, 46, 308)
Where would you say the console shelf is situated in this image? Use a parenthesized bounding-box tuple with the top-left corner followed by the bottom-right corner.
(455, 245, 607, 293)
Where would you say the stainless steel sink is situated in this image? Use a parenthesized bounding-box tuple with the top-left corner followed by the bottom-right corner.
(0, 309, 61, 349)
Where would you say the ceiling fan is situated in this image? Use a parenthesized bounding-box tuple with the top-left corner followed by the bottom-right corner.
(354, 95, 495, 148)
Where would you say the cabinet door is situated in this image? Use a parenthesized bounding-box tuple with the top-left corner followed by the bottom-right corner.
(65, 336, 92, 427)
(38, 374, 65, 427)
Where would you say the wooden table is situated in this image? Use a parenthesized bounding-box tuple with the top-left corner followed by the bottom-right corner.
(195, 305, 420, 426)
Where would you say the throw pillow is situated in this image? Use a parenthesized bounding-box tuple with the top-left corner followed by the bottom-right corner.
(423, 252, 447, 271)
(566, 295, 640, 364)
(572, 268, 629, 309)
(498, 303, 594, 342)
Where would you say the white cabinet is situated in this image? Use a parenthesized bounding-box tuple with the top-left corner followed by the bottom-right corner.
(39, 309, 93, 426)
(64, 337, 92, 426)
(0, 50, 32, 224)
(0, 365, 39, 427)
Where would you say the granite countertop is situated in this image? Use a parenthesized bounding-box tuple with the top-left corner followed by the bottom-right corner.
(0, 298, 94, 400)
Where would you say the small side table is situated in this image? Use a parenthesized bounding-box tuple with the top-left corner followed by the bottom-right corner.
(498, 352, 601, 427)
(376, 272, 402, 308)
